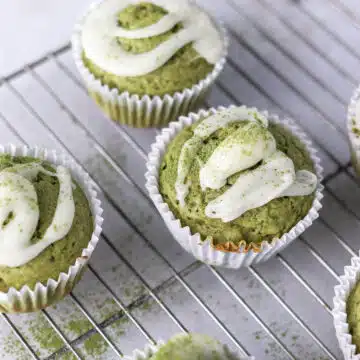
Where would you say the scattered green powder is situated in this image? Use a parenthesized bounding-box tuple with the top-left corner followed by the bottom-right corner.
(83, 333, 109, 358)
(124, 287, 132, 298)
(108, 315, 130, 338)
(140, 300, 152, 312)
(65, 318, 92, 338)
(2, 334, 30, 359)
(75, 289, 119, 323)
(122, 283, 146, 302)
(253, 330, 262, 341)
(97, 297, 118, 320)
(27, 317, 63, 355)
(55, 350, 78, 360)
(353, 127, 360, 137)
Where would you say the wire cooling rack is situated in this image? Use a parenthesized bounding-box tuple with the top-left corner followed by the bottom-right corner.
(0, 0, 360, 358)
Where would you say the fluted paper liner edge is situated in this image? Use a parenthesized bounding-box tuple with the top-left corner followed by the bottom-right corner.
(145, 105, 323, 268)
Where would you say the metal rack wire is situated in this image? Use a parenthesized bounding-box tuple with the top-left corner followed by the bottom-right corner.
(0, 0, 359, 358)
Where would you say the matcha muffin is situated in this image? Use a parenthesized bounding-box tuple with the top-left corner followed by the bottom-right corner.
(73, 0, 227, 127)
(146, 106, 323, 268)
(333, 255, 360, 359)
(347, 85, 360, 176)
(125, 333, 253, 360)
(0, 145, 102, 313)
(346, 280, 360, 354)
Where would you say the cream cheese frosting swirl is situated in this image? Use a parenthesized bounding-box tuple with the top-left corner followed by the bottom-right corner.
(81, 0, 223, 76)
(175, 107, 317, 223)
(0, 163, 75, 267)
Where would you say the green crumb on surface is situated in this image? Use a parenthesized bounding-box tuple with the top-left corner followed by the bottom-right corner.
(96, 297, 118, 321)
(3, 334, 30, 359)
(83, 333, 109, 358)
(159, 120, 315, 247)
(140, 299, 153, 311)
(353, 127, 360, 137)
(83, 2, 214, 96)
(27, 316, 64, 355)
(55, 351, 78, 360)
(253, 330, 262, 341)
(107, 315, 130, 339)
(0, 154, 93, 292)
(65, 318, 92, 338)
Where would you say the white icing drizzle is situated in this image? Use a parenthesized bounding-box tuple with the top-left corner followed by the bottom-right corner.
(0, 163, 75, 267)
(279, 170, 318, 197)
(205, 151, 296, 222)
(175, 107, 268, 205)
(175, 107, 317, 222)
(199, 122, 276, 190)
(81, 0, 223, 76)
(41, 166, 75, 242)
(175, 136, 203, 207)
(193, 107, 268, 138)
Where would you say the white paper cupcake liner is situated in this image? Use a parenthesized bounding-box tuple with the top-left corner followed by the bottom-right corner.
(347, 85, 360, 176)
(333, 254, 360, 359)
(71, 0, 228, 128)
(124, 339, 254, 360)
(145, 105, 324, 268)
(0, 144, 103, 313)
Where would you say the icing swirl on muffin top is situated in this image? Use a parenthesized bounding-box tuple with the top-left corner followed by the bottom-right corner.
(175, 107, 317, 223)
(0, 163, 75, 267)
(81, 0, 223, 76)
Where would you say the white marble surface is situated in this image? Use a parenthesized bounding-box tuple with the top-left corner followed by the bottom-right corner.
(0, 0, 93, 77)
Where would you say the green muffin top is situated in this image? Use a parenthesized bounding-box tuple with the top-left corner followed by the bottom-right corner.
(347, 279, 360, 353)
(159, 107, 317, 251)
(81, 0, 223, 96)
(0, 155, 93, 292)
(150, 334, 239, 360)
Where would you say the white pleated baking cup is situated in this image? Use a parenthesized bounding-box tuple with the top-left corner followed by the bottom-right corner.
(0, 144, 103, 313)
(71, 0, 228, 128)
(333, 254, 360, 359)
(123, 340, 254, 360)
(347, 85, 360, 176)
(145, 105, 324, 268)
